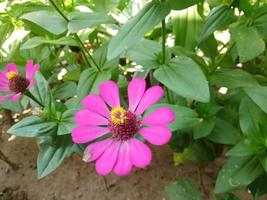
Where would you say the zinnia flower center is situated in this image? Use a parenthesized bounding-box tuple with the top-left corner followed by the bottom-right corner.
(7, 71, 30, 93)
(109, 106, 140, 140)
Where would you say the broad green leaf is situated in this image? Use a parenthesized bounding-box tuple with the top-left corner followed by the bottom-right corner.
(57, 109, 76, 135)
(239, 96, 267, 135)
(154, 56, 210, 102)
(193, 119, 215, 139)
(230, 23, 265, 62)
(0, 99, 22, 113)
(94, 0, 120, 12)
(21, 37, 77, 49)
(167, 0, 202, 10)
(210, 68, 259, 88)
(254, 4, 267, 38)
(207, 118, 241, 145)
(216, 193, 242, 200)
(52, 81, 77, 100)
(199, 5, 235, 42)
(21, 10, 67, 35)
(77, 68, 111, 100)
(7, 116, 57, 137)
(30, 72, 52, 106)
(226, 139, 265, 157)
(92, 44, 119, 70)
(37, 136, 74, 178)
(165, 179, 202, 200)
(245, 86, 267, 114)
(259, 155, 267, 172)
(172, 5, 202, 50)
(214, 156, 264, 193)
(146, 103, 199, 131)
(68, 12, 115, 33)
(107, 1, 171, 60)
(126, 39, 161, 69)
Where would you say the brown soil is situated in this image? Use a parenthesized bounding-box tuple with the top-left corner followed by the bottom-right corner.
(0, 110, 266, 200)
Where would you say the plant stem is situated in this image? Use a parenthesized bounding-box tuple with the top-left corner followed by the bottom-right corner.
(24, 91, 44, 107)
(0, 150, 18, 170)
(48, 0, 100, 71)
(161, 18, 166, 64)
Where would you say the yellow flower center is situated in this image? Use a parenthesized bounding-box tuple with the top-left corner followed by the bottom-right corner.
(7, 71, 18, 80)
(110, 106, 127, 125)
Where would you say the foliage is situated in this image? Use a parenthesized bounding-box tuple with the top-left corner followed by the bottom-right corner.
(1, 0, 267, 198)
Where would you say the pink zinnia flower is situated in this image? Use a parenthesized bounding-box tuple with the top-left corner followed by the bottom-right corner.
(0, 60, 39, 102)
(72, 78, 175, 176)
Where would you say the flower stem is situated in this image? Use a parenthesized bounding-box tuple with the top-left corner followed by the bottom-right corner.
(24, 91, 44, 107)
(161, 18, 166, 64)
(48, 0, 101, 71)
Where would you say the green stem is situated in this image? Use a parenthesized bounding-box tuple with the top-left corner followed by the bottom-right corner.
(24, 91, 44, 107)
(48, 0, 100, 71)
(210, 42, 235, 74)
(161, 18, 166, 64)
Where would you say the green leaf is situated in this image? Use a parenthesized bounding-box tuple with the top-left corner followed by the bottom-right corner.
(226, 139, 265, 157)
(166, 0, 202, 10)
(126, 39, 161, 69)
(165, 179, 202, 200)
(154, 56, 210, 102)
(193, 119, 215, 139)
(230, 23, 265, 62)
(94, 0, 120, 12)
(210, 68, 259, 88)
(214, 156, 264, 193)
(254, 4, 267, 38)
(30, 72, 53, 106)
(187, 140, 217, 161)
(245, 86, 267, 114)
(259, 155, 267, 172)
(37, 135, 74, 178)
(249, 173, 267, 197)
(21, 36, 77, 49)
(52, 81, 77, 100)
(172, 5, 202, 50)
(57, 109, 76, 135)
(21, 10, 67, 35)
(239, 96, 267, 135)
(68, 12, 115, 33)
(107, 1, 171, 59)
(146, 103, 199, 131)
(207, 118, 241, 145)
(77, 69, 111, 100)
(199, 5, 235, 42)
(216, 193, 242, 200)
(7, 116, 57, 137)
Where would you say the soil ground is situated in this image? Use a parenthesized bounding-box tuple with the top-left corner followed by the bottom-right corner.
(0, 110, 266, 200)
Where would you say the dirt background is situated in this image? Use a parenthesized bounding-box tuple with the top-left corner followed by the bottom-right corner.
(0, 110, 266, 200)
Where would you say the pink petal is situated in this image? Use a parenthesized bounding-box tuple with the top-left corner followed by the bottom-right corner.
(135, 86, 164, 116)
(83, 138, 113, 162)
(129, 138, 152, 168)
(139, 126, 171, 145)
(75, 109, 108, 126)
(0, 84, 10, 91)
(142, 107, 175, 126)
(128, 78, 146, 112)
(27, 79, 36, 89)
(99, 80, 120, 108)
(26, 60, 40, 79)
(0, 63, 18, 85)
(0, 93, 21, 102)
(71, 125, 110, 144)
(96, 141, 120, 176)
(113, 141, 132, 176)
(82, 94, 110, 118)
